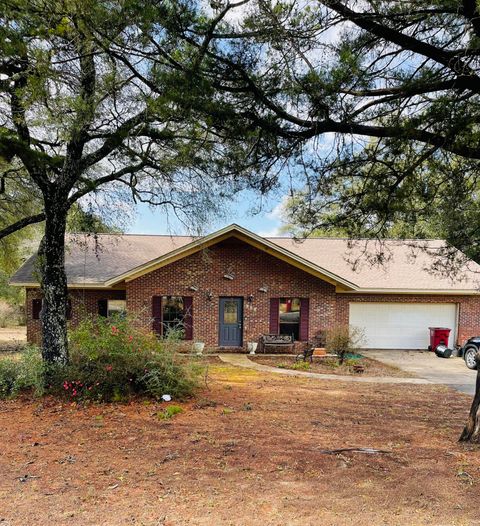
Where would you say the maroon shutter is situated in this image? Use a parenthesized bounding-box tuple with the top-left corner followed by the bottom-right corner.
(299, 298, 310, 341)
(269, 298, 279, 334)
(98, 299, 108, 317)
(32, 299, 42, 320)
(183, 296, 193, 340)
(152, 295, 163, 336)
(66, 299, 72, 320)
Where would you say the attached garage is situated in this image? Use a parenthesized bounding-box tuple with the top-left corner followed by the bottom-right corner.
(349, 302, 457, 349)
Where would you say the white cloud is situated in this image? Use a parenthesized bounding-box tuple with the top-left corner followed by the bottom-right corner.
(266, 194, 290, 221)
(257, 227, 281, 237)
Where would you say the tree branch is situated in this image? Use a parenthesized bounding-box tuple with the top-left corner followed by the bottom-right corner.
(324, 1, 480, 90)
(0, 212, 45, 241)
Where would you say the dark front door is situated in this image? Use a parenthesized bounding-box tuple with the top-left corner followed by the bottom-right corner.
(219, 297, 243, 347)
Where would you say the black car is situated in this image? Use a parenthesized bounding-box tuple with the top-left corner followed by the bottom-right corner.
(458, 337, 480, 370)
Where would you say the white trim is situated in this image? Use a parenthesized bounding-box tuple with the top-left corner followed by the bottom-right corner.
(11, 282, 122, 290)
(337, 288, 480, 295)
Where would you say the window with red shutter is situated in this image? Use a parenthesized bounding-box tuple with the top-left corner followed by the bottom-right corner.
(152, 296, 162, 336)
(299, 298, 310, 341)
(269, 298, 280, 334)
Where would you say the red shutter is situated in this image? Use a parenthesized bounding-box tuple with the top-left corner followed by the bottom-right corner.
(66, 299, 72, 320)
(152, 295, 163, 336)
(183, 296, 193, 340)
(98, 299, 108, 317)
(299, 298, 310, 341)
(269, 298, 279, 334)
(32, 299, 42, 320)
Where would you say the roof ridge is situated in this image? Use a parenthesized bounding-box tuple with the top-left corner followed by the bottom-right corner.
(65, 232, 446, 242)
(66, 232, 195, 238)
(268, 236, 446, 242)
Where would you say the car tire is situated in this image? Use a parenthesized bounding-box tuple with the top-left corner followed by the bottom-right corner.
(464, 346, 479, 370)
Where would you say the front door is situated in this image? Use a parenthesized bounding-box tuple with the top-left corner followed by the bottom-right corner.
(219, 297, 243, 347)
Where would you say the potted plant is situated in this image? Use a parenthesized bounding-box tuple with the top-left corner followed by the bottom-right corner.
(192, 341, 205, 355)
(247, 342, 258, 355)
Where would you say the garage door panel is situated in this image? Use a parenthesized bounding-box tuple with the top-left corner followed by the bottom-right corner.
(349, 303, 457, 349)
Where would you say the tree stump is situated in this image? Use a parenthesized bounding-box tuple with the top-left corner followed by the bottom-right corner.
(459, 352, 480, 443)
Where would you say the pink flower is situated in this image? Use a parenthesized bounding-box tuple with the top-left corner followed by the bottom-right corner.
(128, 335, 133, 342)
(105, 365, 113, 372)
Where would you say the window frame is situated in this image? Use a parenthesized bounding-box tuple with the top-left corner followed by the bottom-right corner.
(107, 299, 127, 318)
(161, 295, 186, 339)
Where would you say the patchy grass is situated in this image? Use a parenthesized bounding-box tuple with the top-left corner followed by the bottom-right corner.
(252, 354, 414, 377)
(0, 362, 478, 525)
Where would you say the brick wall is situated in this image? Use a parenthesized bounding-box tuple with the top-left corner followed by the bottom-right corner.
(336, 293, 479, 345)
(25, 238, 480, 349)
(126, 238, 337, 349)
(26, 288, 126, 345)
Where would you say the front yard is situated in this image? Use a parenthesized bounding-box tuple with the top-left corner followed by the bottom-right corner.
(0, 361, 479, 525)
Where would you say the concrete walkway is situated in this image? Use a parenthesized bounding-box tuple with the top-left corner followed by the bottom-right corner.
(362, 350, 477, 395)
(218, 354, 432, 385)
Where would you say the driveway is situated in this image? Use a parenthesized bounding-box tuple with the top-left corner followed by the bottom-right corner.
(362, 350, 477, 395)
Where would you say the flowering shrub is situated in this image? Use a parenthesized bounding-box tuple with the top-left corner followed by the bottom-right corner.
(0, 316, 201, 402)
(57, 315, 200, 401)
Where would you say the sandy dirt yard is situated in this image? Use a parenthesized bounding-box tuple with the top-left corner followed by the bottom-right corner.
(0, 326, 26, 350)
(0, 362, 479, 526)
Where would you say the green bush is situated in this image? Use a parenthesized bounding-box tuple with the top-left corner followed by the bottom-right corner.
(0, 347, 44, 398)
(325, 325, 365, 365)
(0, 316, 201, 402)
(0, 358, 19, 398)
(58, 315, 201, 402)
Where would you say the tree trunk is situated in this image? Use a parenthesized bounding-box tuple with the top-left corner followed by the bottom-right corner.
(39, 198, 69, 364)
(459, 353, 480, 442)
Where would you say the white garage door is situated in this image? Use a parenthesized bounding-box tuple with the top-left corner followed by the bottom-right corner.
(349, 303, 457, 349)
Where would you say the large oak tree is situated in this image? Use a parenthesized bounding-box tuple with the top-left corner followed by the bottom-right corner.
(0, 0, 279, 363)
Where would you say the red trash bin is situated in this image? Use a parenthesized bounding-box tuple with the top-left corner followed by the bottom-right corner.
(428, 327, 451, 351)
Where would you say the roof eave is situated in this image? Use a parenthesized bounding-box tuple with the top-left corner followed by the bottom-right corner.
(337, 287, 480, 295)
(10, 281, 122, 289)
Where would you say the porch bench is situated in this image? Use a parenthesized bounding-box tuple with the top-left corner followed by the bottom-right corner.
(260, 334, 295, 353)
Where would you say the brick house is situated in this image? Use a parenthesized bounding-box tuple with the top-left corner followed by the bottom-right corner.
(10, 224, 480, 350)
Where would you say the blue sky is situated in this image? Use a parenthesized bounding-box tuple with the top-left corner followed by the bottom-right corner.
(128, 187, 287, 237)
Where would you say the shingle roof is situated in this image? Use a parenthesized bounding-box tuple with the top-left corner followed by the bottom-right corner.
(10, 225, 480, 293)
(10, 234, 193, 286)
(270, 237, 480, 292)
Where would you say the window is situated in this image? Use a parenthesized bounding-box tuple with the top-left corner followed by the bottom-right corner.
(162, 296, 185, 338)
(222, 300, 238, 324)
(32, 299, 42, 320)
(279, 298, 301, 340)
(107, 299, 126, 318)
(152, 296, 193, 340)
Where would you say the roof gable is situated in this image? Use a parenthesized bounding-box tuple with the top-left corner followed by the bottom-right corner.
(104, 224, 358, 290)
